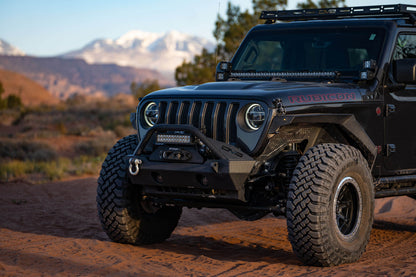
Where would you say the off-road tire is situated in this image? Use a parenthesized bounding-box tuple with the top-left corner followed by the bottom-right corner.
(97, 134, 182, 245)
(286, 143, 374, 266)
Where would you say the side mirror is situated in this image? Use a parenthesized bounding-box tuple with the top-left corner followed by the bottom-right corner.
(215, 61, 232, 81)
(394, 59, 416, 84)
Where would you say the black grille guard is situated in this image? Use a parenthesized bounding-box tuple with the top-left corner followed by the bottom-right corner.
(134, 124, 259, 161)
(127, 124, 256, 202)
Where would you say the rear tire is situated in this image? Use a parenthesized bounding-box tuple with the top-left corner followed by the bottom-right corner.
(286, 144, 374, 266)
(97, 134, 182, 244)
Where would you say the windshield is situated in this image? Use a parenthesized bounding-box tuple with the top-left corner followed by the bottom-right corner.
(232, 27, 386, 80)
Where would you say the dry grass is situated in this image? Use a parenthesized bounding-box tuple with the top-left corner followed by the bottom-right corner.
(0, 155, 106, 182)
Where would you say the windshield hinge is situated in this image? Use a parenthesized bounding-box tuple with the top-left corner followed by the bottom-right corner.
(385, 104, 396, 117)
(273, 98, 286, 116)
(384, 144, 396, 157)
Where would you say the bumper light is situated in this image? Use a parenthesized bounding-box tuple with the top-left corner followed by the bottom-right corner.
(157, 134, 191, 144)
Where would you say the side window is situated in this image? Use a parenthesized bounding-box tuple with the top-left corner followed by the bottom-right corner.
(392, 33, 416, 96)
(393, 34, 416, 60)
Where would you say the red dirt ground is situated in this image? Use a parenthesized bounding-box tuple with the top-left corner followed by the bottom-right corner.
(0, 178, 415, 276)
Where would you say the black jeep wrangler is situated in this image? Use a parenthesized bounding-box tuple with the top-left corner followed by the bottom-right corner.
(97, 4, 416, 266)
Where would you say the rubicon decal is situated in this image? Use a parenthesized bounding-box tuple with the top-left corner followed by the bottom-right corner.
(288, 92, 356, 104)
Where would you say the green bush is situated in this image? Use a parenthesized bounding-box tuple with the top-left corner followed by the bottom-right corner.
(5, 95, 23, 109)
(0, 80, 23, 110)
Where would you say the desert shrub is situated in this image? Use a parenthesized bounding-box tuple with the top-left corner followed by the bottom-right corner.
(38, 158, 70, 180)
(0, 109, 22, 128)
(0, 95, 23, 110)
(123, 113, 133, 127)
(65, 94, 88, 107)
(5, 95, 23, 109)
(84, 126, 113, 137)
(0, 160, 31, 180)
(56, 121, 67, 135)
(72, 155, 106, 176)
(74, 137, 117, 157)
(12, 109, 29, 125)
(0, 140, 57, 162)
(0, 155, 105, 182)
(130, 80, 161, 99)
(113, 126, 134, 138)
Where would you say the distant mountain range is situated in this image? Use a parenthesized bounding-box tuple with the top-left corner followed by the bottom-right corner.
(0, 55, 171, 99)
(0, 31, 214, 99)
(61, 30, 215, 76)
(0, 39, 25, 56)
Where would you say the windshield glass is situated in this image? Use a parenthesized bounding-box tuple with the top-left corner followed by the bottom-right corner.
(232, 27, 386, 79)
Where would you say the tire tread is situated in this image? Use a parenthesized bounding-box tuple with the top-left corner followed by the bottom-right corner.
(286, 143, 374, 266)
(96, 135, 181, 245)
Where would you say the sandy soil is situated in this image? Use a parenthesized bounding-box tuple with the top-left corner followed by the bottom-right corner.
(0, 178, 415, 276)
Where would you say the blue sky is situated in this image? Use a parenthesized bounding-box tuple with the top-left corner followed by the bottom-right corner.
(1, 0, 415, 56)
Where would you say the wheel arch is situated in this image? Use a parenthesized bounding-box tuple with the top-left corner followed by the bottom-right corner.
(268, 113, 377, 168)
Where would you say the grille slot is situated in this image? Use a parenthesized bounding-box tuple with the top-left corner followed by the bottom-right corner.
(158, 100, 239, 145)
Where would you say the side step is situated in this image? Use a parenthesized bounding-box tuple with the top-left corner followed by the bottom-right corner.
(375, 175, 416, 198)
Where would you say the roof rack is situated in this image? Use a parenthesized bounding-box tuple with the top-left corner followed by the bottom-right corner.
(260, 4, 416, 24)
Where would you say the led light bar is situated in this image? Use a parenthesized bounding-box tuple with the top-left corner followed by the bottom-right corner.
(230, 71, 337, 78)
(156, 134, 191, 144)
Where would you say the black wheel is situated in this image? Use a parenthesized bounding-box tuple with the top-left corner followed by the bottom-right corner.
(97, 134, 182, 245)
(286, 143, 374, 266)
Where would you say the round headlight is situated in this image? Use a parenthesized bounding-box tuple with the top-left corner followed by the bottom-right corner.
(245, 103, 265, 130)
(144, 102, 159, 127)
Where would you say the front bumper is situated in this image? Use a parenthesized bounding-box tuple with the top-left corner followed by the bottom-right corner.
(127, 125, 255, 203)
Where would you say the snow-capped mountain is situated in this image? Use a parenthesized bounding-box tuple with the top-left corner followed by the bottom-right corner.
(0, 39, 25, 56)
(62, 30, 215, 76)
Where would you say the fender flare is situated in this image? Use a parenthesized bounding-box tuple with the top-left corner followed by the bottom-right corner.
(269, 113, 377, 168)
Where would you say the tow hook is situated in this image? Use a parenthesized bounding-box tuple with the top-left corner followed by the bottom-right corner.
(129, 158, 142, 176)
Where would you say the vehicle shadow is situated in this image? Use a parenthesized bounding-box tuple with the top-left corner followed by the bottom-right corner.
(373, 219, 416, 233)
(147, 234, 302, 265)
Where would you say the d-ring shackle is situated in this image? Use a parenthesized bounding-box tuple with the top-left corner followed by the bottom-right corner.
(129, 158, 142, 175)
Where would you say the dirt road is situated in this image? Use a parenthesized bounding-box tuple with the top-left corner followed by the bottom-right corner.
(0, 178, 415, 276)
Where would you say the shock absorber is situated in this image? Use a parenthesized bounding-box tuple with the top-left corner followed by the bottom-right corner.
(275, 150, 300, 195)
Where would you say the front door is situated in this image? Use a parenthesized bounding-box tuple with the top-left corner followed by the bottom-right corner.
(384, 32, 416, 174)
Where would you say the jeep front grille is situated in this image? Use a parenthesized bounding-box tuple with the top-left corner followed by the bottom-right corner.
(157, 100, 240, 144)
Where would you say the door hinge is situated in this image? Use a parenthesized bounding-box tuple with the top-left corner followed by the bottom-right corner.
(385, 104, 396, 117)
(384, 144, 396, 157)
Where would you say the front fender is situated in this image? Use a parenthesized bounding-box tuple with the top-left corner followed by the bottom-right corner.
(269, 113, 377, 168)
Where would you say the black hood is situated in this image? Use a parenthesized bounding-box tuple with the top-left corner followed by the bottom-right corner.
(145, 81, 366, 107)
